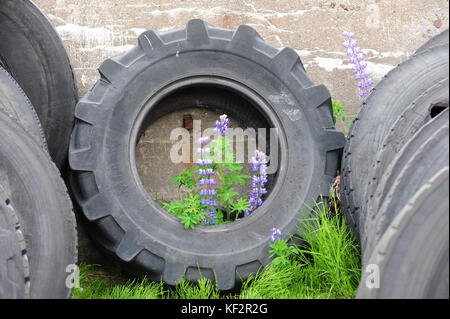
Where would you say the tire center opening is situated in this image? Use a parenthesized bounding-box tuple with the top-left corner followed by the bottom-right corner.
(131, 80, 279, 226)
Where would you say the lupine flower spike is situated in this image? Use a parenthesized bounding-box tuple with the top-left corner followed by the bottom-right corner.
(214, 114, 230, 136)
(213, 114, 231, 164)
(197, 136, 217, 225)
(342, 31, 374, 101)
(270, 227, 282, 243)
(245, 150, 268, 216)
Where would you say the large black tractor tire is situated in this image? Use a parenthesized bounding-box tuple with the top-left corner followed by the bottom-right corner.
(357, 167, 449, 299)
(415, 28, 449, 54)
(0, 109, 77, 298)
(363, 108, 449, 258)
(69, 19, 345, 290)
(0, 0, 78, 169)
(0, 65, 47, 149)
(340, 44, 449, 243)
(0, 184, 30, 299)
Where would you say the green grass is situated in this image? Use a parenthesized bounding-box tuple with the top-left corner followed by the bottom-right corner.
(241, 200, 360, 299)
(72, 192, 361, 299)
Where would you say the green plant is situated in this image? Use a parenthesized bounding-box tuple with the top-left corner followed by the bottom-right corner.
(161, 193, 207, 229)
(170, 169, 198, 191)
(342, 31, 374, 101)
(162, 114, 269, 229)
(332, 101, 354, 131)
(257, 187, 361, 298)
(269, 237, 300, 266)
(210, 133, 252, 220)
(170, 277, 221, 299)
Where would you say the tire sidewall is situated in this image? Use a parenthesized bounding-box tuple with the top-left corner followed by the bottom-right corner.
(77, 50, 325, 267)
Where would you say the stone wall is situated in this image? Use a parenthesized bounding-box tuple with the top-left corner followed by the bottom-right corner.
(34, 0, 449, 116)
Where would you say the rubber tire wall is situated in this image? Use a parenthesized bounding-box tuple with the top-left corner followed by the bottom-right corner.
(0, 184, 29, 299)
(0, 65, 47, 150)
(0, 0, 78, 169)
(340, 44, 449, 243)
(367, 77, 448, 185)
(0, 109, 77, 298)
(358, 167, 449, 299)
(69, 19, 345, 290)
(363, 108, 449, 258)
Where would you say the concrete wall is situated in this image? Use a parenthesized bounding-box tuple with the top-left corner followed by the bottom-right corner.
(34, 0, 449, 116)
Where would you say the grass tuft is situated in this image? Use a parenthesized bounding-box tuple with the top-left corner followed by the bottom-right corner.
(240, 195, 360, 299)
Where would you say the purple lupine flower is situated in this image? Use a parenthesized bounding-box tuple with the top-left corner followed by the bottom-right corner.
(214, 114, 231, 136)
(198, 179, 216, 186)
(197, 158, 213, 166)
(245, 150, 268, 217)
(208, 208, 218, 224)
(197, 135, 217, 225)
(342, 32, 374, 101)
(197, 136, 210, 144)
(270, 227, 282, 243)
(197, 147, 211, 155)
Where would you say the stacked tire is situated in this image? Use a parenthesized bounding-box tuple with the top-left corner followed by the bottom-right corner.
(341, 29, 449, 298)
(0, 1, 78, 299)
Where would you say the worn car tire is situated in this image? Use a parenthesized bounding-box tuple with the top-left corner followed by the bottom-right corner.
(368, 77, 448, 184)
(0, 109, 77, 298)
(69, 19, 345, 290)
(357, 167, 449, 299)
(362, 79, 449, 244)
(0, 0, 78, 169)
(0, 66, 47, 150)
(341, 44, 449, 242)
(0, 184, 30, 299)
(363, 108, 449, 258)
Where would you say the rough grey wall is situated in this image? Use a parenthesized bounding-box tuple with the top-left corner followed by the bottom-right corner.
(34, 0, 449, 116)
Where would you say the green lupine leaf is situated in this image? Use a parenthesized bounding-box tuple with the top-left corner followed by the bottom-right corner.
(232, 197, 250, 213)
